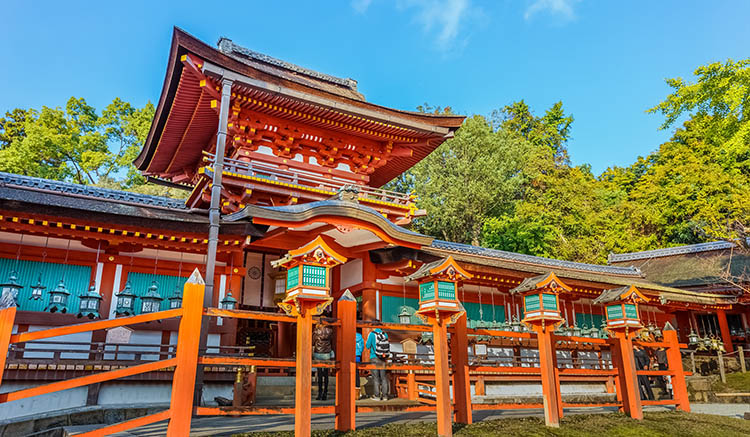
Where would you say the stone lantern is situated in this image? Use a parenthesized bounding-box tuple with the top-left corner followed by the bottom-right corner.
(115, 281, 137, 316)
(510, 272, 570, 332)
(405, 256, 471, 324)
(593, 285, 647, 336)
(45, 279, 71, 313)
(77, 284, 103, 319)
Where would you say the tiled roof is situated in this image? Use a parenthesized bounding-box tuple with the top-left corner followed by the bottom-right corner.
(217, 37, 360, 94)
(608, 241, 739, 263)
(430, 240, 642, 277)
(0, 172, 187, 210)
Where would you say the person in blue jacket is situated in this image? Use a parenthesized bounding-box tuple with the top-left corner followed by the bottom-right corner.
(365, 328, 390, 400)
(355, 329, 364, 397)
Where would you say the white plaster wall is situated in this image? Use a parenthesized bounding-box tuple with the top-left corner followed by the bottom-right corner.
(98, 382, 171, 405)
(0, 383, 87, 421)
(340, 259, 362, 290)
(23, 326, 92, 360)
(201, 383, 233, 406)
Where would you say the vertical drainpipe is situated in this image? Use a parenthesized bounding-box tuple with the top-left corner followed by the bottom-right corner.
(195, 77, 233, 406)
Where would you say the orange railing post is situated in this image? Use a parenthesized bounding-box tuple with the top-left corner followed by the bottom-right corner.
(335, 291, 357, 431)
(166, 269, 205, 436)
(295, 300, 317, 437)
(611, 332, 643, 420)
(0, 306, 17, 386)
(534, 325, 561, 427)
(664, 329, 690, 412)
(429, 315, 453, 437)
(450, 313, 472, 424)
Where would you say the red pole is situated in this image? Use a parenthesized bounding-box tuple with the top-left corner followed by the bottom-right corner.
(535, 325, 561, 427)
(295, 301, 315, 437)
(450, 313, 472, 424)
(167, 269, 205, 436)
(335, 293, 357, 431)
(612, 331, 643, 420)
(717, 310, 734, 353)
(431, 316, 453, 437)
(664, 329, 690, 412)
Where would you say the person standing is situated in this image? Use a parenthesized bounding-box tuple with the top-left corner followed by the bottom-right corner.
(633, 345, 655, 400)
(366, 328, 390, 400)
(355, 330, 364, 398)
(313, 322, 334, 401)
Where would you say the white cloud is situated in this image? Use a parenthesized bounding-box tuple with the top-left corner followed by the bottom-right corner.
(351, 0, 373, 14)
(524, 0, 580, 21)
(353, 0, 476, 52)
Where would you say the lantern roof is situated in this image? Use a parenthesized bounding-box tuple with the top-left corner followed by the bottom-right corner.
(510, 272, 572, 294)
(405, 256, 472, 282)
(593, 284, 648, 304)
(80, 284, 103, 300)
(272, 235, 348, 268)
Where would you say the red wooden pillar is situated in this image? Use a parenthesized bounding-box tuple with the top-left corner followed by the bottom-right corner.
(407, 372, 417, 400)
(534, 325, 561, 427)
(430, 315, 453, 437)
(717, 310, 733, 353)
(664, 329, 690, 412)
(98, 260, 118, 319)
(611, 332, 643, 420)
(335, 292, 357, 431)
(295, 300, 316, 437)
(450, 313, 472, 424)
(0, 306, 17, 387)
(167, 269, 205, 436)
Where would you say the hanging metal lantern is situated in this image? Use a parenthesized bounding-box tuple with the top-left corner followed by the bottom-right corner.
(653, 324, 663, 339)
(77, 284, 103, 319)
(588, 326, 600, 339)
(115, 281, 137, 316)
(0, 272, 23, 305)
(571, 324, 582, 337)
(398, 306, 412, 324)
(45, 279, 70, 313)
(140, 281, 163, 314)
(687, 330, 700, 346)
(599, 320, 609, 339)
(220, 291, 238, 310)
(168, 287, 183, 309)
(29, 274, 46, 300)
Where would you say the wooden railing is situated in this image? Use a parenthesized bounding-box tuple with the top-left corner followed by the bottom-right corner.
(204, 152, 414, 207)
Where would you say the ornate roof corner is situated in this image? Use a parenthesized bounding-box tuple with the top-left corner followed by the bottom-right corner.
(593, 285, 647, 304)
(510, 272, 572, 294)
(405, 256, 472, 282)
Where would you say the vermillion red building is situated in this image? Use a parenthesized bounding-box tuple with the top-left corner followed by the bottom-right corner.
(0, 27, 739, 435)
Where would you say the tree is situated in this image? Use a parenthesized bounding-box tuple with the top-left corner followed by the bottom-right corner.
(648, 58, 750, 174)
(408, 115, 527, 245)
(0, 108, 31, 149)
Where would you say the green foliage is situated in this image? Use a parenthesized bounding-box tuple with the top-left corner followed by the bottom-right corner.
(0, 96, 182, 197)
(405, 115, 527, 245)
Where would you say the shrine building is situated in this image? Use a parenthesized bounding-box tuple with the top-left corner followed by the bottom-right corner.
(0, 27, 744, 434)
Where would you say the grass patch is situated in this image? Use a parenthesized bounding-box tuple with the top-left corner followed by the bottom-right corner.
(234, 412, 750, 437)
(713, 372, 750, 393)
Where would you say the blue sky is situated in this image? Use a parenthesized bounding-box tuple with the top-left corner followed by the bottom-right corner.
(2, 1, 749, 174)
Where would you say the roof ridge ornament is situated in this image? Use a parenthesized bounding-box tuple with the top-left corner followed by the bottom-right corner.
(336, 185, 360, 203)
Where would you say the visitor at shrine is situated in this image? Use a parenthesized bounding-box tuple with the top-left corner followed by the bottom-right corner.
(366, 328, 391, 400)
(633, 345, 655, 400)
(355, 329, 364, 397)
(313, 322, 334, 401)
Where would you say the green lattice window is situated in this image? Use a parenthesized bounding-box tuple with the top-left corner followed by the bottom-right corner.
(419, 282, 435, 300)
(624, 304, 638, 319)
(524, 294, 540, 312)
(286, 266, 299, 290)
(606, 304, 623, 320)
(542, 293, 557, 310)
(302, 265, 326, 287)
(436, 281, 455, 300)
